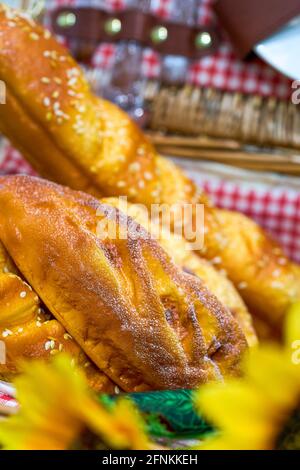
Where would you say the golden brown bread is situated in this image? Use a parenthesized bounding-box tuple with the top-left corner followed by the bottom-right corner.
(205, 209, 300, 334)
(102, 197, 257, 347)
(0, 6, 298, 334)
(0, 242, 116, 392)
(0, 175, 247, 391)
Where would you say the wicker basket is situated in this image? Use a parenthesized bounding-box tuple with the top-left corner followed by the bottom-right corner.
(143, 82, 300, 175)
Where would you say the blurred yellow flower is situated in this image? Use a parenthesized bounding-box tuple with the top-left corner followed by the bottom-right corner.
(193, 302, 300, 450)
(0, 355, 154, 450)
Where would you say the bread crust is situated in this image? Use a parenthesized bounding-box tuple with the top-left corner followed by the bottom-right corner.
(0, 242, 116, 393)
(0, 176, 247, 391)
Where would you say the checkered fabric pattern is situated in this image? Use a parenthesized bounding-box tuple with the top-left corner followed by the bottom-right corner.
(46, 0, 293, 99)
(1, 147, 300, 264)
(0, 392, 18, 414)
(201, 178, 300, 264)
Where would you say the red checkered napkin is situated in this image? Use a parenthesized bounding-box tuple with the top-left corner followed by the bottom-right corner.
(46, 0, 293, 99)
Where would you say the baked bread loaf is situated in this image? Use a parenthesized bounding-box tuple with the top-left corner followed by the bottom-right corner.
(0, 175, 247, 391)
(102, 197, 257, 347)
(0, 5, 298, 334)
(0, 242, 116, 392)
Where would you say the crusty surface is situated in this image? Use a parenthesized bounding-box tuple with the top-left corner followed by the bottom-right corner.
(102, 197, 257, 347)
(206, 209, 300, 331)
(0, 242, 116, 393)
(0, 176, 247, 391)
(0, 6, 297, 334)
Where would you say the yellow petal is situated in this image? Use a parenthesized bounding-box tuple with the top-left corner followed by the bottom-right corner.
(245, 346, 300, 409)
(195, 381, 273, 439)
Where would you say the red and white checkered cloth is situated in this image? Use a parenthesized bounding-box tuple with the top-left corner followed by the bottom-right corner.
(46, 0, 293, 99)
(0, 393, 18, 414)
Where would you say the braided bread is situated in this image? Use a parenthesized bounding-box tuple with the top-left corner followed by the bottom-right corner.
(0, 175, 247, 391)
(0, 6, 298, 334)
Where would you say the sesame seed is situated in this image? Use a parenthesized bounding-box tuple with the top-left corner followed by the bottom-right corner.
(129, 188, 137, 197)
(272, 269, 281, 278)
(43, 50, 51, 57)
(137, 147, 145, 156)
(44, 30, 51, 39)
(117, 181, 126, 188)
(44, 340, 51, 351)
(144, 172, 152, 181)
(63, 333, 72, 340)
(138, 180, 145, 189)
(52, 91, 60, 100)
(84, 362, 90, 368)
(54, 77, 62, 85)
(18, 328, 23, 333)
(129, 162, 141, 172)
(238, 282, 248, 290)
(2, 266, 9, 273)
(46, 112, 52, 121)
(68, 77, 77, 87)
(43, 97, 50, 107)
(211, 256, 222, 265)
(20, 291, 27, 298)
(2, 329, 12, 337)
(114, 386, 120, 394)
(41, 77, 50, 84)
(30, 32, 39, 41)
(36, 321, 42, 327)
(58, 344, 63, 352)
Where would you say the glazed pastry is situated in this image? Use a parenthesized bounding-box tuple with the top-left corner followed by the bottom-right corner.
(102, 197, 257, 347)
(0, 6, 297, 334)
(0, 243, 116, 392)
(0, 176, 247, 392)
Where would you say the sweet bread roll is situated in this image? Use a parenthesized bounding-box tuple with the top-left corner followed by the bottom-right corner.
(0, 175, 247, 391)
(0, 245, 116, 392)
(0, 6, 297, 334)
(102, 197, 257, 347)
